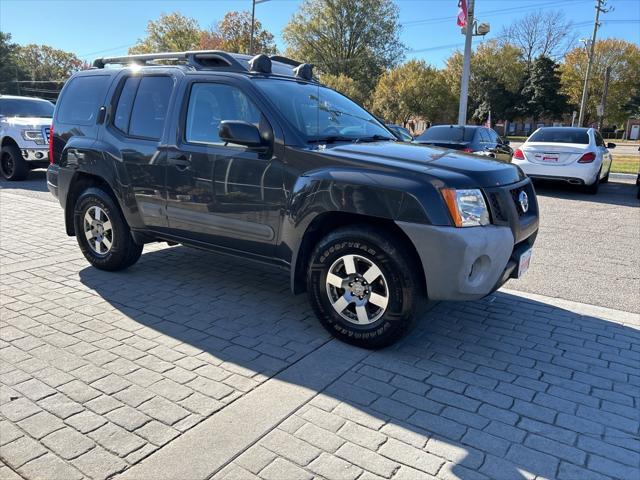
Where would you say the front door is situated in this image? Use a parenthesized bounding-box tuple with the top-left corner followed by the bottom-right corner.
(164, 80, 284, 259)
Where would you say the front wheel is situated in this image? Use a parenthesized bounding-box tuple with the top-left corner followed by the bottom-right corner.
(306, 226, 420, 349)
(1, 145, 29, 181)
(73, 187, 143, 271)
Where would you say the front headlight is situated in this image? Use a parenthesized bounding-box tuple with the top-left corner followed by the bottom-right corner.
(21, 129, 46, 145)
(441, 188, 490, 227)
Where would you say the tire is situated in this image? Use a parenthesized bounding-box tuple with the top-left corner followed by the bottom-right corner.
(584, 169, 601, 195)
(601, 163, 610, 183)
(73, 187, 143, 271)
(306, 225, 420, 349)
(0, 144, 29, 181)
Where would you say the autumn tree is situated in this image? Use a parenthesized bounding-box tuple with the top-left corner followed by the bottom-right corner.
(520, 56, 568, 123)
(0, 32, 23, 94)
(283, 0, 404, 94)
(561, 39, 640, 126)
(371, 60, 455, 126)
(129, 12, 202, 54)
(321, 74, 368, 106)
(16, 44, 83, 81)
(201, 11, 276, 54)
(500, 10, 577, 65)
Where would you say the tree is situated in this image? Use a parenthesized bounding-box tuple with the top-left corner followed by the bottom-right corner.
(203, 11, 276, 54)
(0, 32, 23, 94)
(371, 60, 455, 126)
(129, 12, 202, 54)
(16, 44, 83, 81)
(444, 41, 527, 124)
(500, 10, 577, 65)
(561, 39, 640, 126)
(321, 74, 368, 106)
(623, 89, 640, 119)
(520, 56, 568, 123)
(283, 0, 405, 94)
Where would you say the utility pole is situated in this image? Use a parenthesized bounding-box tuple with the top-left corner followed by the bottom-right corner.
(249, 0, 256, 55)
(597, 65, 611, 131)
(458, 0, 475, 126)
(578, 0, 611, 126)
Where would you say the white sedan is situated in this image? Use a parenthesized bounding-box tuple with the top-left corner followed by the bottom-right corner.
(512, 127, 614, 194)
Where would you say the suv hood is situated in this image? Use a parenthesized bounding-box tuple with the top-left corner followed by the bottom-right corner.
(0, 116, 52, 128)
(318, 141, 523, 188)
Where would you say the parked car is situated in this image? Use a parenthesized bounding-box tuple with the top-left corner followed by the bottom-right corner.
(0, 95, 54, 180)
(414, 124, 513, 162)
(512, 127, 614, 194)
(47, 50, 539, 348)
(386, 124, 413, 142)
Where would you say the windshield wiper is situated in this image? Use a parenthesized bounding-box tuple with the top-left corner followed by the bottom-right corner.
(307, 136, 355, 144)
(354, 135, 396, 143)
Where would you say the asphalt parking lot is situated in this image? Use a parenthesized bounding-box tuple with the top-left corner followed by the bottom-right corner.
(1, 170, 639, 480)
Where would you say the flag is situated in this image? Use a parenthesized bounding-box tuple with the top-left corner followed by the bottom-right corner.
(457, 0, 468, 27)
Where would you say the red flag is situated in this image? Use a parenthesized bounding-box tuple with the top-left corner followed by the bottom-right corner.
(457, 0, 468, 27)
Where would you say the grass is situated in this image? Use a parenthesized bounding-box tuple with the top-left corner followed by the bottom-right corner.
(611, 155, 640, 174)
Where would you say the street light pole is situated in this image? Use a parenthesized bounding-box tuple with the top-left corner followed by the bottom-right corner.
(578, 0, 610, 126)
(458, 0, 475, 126)
(249, 0, 256, 55)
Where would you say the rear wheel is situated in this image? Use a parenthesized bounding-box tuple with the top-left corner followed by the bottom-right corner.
(0, 145, 29, 181)
(73, 187, 143, 271)
(306, 226, 420, 349)
(584, 169, 601, 195)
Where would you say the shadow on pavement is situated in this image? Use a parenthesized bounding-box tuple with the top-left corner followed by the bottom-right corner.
(0, 169, 48, 193)
(532, 178, 639, 207)
(79, 245, 640, 480)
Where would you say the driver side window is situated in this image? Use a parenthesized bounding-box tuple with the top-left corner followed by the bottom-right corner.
(185, 83, 261, 145)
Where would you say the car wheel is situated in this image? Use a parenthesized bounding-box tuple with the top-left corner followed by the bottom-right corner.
(306, 225, 420, 349)
(584, 169, 601, 195)
(601, 163, 610, 183)
(73, 187, 143, 271)
(0, 145, 29, 181)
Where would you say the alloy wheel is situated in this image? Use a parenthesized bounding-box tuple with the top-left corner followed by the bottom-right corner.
(83, 206, 113, 255)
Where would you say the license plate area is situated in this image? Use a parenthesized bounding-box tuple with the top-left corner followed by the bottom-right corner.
(535, 153, 559, 163)
(517, 248, 533, 278)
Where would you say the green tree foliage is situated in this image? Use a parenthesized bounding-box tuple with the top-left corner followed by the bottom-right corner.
(200, 11, 276, 54)
(623, 90, 640, 119)
(561, 39, 640, 126)
(129, 12, 202, 54)
(283, 0, 404, 94)
(444, 41, 526, 124)
(520, 56, 568, 123)
(0, 32, 23, 94)
(371, 60, 455, 125)
(16, 44, 83, 81)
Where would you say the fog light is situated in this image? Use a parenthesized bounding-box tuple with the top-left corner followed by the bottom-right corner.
(35, 152, 44, 159)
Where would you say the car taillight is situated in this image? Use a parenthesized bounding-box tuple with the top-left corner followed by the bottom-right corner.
(578, 152, 596, 163)
(462, 148, 473, 153)
(513, 148, 525, 160)
(48, 124, 54, 164)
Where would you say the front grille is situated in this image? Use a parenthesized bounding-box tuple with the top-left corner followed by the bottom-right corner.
(489, 193, 507, 222)
(43, 127, 51, 144)
(510, 183, 534, 217)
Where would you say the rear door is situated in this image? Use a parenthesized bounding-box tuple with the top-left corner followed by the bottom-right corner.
(164, 77, 285, 259)
(103, 72, 176, 229)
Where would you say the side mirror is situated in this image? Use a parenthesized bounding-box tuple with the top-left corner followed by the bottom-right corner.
(219, 121, 265, 149)
(606, 142, 616, 149)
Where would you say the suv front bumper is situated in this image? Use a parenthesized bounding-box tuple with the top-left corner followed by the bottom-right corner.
(397, 223, 520, 301)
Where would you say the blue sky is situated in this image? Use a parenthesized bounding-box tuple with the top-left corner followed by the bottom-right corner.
(1, 0, 638, 69)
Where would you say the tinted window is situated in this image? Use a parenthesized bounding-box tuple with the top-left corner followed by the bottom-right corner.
(113, 77, 140, 133)
(528, 128, 590, 144)
(129, 76, 173, 140)
(185, 83, 261, 144)
(595, 131, 604, 146)
(0, 98, 54, 118)
(57, 75, 109, 125)
(416, 126, 475, 142)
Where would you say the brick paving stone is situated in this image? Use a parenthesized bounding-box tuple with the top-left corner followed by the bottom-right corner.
(336, 442, 398, 478)
(294, 423, 345, 453)
(308, 452, 362, 480)
(16, 411, 64, 439)
(261, 429, 321, 466)
(72, 445, 128, 479)
(135, 420, 180, 447)
(88, 422, 145, 457)
(379, 438, 444, 475)
(41, 427, 95, 460)
(0, 436, 47, 469)
(236, 445, 278, 474)
(138, 396, 190, 426)
(105, 405, 151, 431)
(259, 457, 313, 480)
(0, 398, 40, 422)
(65, 410, 108, 434)
(17, 453, 84, 480)
(0, 421, 24, 446)
(58, 379, 102, 403)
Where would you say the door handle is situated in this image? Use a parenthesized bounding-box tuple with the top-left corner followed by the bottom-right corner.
(167, 154, 191, 171)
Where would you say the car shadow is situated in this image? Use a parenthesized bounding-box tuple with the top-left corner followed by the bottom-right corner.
(78, 245, 640, 480)
(0, 168, 48, 193)
(532, 178, 639, 207)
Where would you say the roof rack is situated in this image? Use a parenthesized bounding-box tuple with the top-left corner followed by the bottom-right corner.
(92, 50, 248, 71)
(269, 55, 302, 67)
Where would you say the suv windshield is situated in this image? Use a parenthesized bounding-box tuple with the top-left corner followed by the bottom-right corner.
(528, 128, 590, 144)
(254, 80, 394, 143)
(0, 98, 54, 118)
(416, 126, 475, 142)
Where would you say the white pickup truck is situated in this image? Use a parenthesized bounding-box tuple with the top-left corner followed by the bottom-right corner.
(0, 95, 55, 180)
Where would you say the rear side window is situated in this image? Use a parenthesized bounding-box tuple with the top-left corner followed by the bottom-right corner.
(114, 77, 140, 133)
(125, 76, 173, 140)
(528, 128, 590, 144)
(57, 75, 109, 125)
(416, 126, 475, 142)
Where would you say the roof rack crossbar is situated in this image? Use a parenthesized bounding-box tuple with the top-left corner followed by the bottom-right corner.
(269, 55, 302, 67)
(92, 50, 248, 72)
